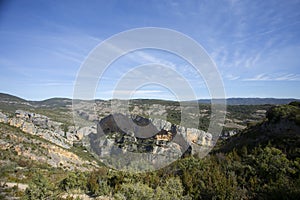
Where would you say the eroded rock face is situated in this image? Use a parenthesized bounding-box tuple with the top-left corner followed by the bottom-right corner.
(151, 118, 172, 132)
(0, 112, 8, 123)
(76, 126, 97, 140)
(9, 117, 24, 128)
(85, 113, 214, 170)
(22, 121, 37, 134)
(0, 110, 72, 149)
(97, 113, 159, 139)
(0, 124, 98, 171)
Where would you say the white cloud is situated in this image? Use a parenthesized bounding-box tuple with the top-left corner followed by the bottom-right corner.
(111, 89, 163, 95)
(133, 51, 177, 69)
(99, 89, 170, 100)
(26, 80, 74, 86)
(226, 74, 240, 80)
(51, 48, 83, 64)
(243, 73, 300, 81)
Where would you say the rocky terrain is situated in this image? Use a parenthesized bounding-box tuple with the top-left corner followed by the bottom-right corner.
(0, 94, 281, 167)
(0, 95, 214, 186)
(0, 93, 280, 171)
(0, 118, 98, 171)
(0, 109, 96, 149)
(0, 93, 276, 132)
(85, 113, 213, 171)
(1, 93, 297, 199)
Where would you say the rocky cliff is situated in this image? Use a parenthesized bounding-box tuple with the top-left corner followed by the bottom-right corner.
(0, 110, 97, 149)
(84, 113, 213, 171)
(0, 110, 100, 171)
(0, 122, 98, 171)
(0, 110, 72, 149)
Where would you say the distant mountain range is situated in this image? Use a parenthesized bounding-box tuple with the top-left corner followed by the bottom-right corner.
(0, 93, 298, 106)
(198, 98, 299, 105)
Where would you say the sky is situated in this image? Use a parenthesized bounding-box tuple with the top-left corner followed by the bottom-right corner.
(0, 0, 299, 100)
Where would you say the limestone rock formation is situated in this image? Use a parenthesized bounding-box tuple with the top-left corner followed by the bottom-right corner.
(0, 112, 8, 123)
(76, 126, 97, 140)
(0, 110, 73, 149)
(0, 123, 98, 171)
(84, 113, 214, 170)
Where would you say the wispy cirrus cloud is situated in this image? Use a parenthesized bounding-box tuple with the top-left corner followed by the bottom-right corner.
(111, 89, 163, 95)
(243, 73, 300, 81)
(129, 51, 177, 69)
(99, 89, 168, 100)
(226, 74, 240, 80)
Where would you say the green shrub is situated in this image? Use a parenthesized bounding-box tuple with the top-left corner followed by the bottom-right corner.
(86, 169, 111, 196)
(24, 173, 53, 200)
(59, 171, 87, 192)
(114, 182, 154, 200)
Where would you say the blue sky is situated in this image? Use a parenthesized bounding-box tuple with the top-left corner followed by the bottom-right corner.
(0, 0, 299, 100)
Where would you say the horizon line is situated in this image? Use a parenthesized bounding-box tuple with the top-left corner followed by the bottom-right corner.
(1, 92, 299, 102)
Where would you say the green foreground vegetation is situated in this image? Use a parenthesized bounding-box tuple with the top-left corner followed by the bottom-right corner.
(18, 145, 299, 200)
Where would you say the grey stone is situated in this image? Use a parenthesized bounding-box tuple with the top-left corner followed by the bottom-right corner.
(0, 112, 8, 123)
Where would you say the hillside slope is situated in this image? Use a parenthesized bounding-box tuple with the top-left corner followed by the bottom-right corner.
(217, 102, 300, 159)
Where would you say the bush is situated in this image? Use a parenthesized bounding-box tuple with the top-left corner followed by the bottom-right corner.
(155, 177, 191, 200)
(266, 104, 300, 123)
(86, 169, 111, 196)
(59, 171, 87, 192)
(24, 173, 53, 200)
(114, 182, 154, 200)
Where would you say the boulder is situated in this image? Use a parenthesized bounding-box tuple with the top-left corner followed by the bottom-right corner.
(77, 126, 97, 140)
(0, 112, 8, 123)
(9, 118, 24, 128)
(21, 122, 37, 135)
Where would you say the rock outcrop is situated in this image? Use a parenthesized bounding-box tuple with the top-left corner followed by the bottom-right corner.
(85, 113, 213, 170)
(0, 110, 74, 149)
(0, 123, 98, 171)
(0, 112, 8, 123)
